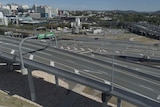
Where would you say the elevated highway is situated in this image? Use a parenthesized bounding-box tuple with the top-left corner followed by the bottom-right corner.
(0, 35, 160, 107)
(57, 37, 160, 60)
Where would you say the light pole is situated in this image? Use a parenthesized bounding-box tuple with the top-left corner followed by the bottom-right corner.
(19, 35, 37, 75)
(19, 33, 56, 101)
(19, 33, 56, 74)
(18, 35, 37, 102)
(111, 43, 115, 91)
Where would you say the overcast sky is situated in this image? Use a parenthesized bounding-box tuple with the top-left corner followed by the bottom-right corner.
(0, 0, 160, 12)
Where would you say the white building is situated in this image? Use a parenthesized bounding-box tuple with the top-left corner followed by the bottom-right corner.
(6, 3, 18, 14)
(19, 5, 29, 10)
(0, 12, 8, 26)
(2, 5, 10, 10)
(52, 8, 59, 17)
(7, 3, 18, 11)
(92, 28, 102, 34)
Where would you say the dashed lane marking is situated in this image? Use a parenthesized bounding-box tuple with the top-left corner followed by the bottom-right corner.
(115, 51, 120, 54)
(74, 69, 80, 75)
(50, 61, 55, 67)
(73, 47, 78, 50)
(67, 46, 70, 50)
(60, 46, 64, 49)
(10, 49, 15, 54)
(80, 48, 85, 51)
(102, 50, 107, 53)
(79, 51, 93, 54)
(29, 54, 34, 60)
(139, 84, 154, 91)
(104, 80, 111, 85)
(88, 48, 93, 51)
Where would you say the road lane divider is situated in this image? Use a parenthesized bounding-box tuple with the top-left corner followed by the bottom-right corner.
(74, 69, 80, 75)
(50, 61, 55, 67)
(10, 49, 15, 55)
(29, 54, 34, 60)
(139, 84, 154, 91)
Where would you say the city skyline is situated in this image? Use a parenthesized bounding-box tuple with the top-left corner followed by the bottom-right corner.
(0, 0, 160, 12)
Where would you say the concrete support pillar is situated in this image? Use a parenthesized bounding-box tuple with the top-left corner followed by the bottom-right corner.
(101, 92, 112, 107)
(55, 75, 59, 86)
(117, 98, 122, 107)
(27, 69, 36, 101)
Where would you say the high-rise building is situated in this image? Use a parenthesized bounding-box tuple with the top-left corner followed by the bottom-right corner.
(32, 5, 52, 18)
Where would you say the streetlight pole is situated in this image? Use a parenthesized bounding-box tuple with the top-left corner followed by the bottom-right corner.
(19, 35, 37, 101)
(54, 35, 58, 47)
(19, 33, 56, 101)
(19, 35, 37, 75)
(111, 43, 115, 91)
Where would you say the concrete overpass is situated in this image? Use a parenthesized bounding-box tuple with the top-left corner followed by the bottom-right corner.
(0, 35, 160, 107)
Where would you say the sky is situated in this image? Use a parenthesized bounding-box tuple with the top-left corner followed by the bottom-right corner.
(0, 0, 160, 12)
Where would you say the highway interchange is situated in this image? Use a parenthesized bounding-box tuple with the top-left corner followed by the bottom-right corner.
(0, 35, 160, 107)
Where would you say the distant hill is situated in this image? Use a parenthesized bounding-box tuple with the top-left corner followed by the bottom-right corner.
(104, 10, 160, 14)
(152, 10, 160, 14)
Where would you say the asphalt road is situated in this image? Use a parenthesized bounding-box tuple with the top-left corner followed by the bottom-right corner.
(57, 38, 160, 59)
(0, 35, 160, 104)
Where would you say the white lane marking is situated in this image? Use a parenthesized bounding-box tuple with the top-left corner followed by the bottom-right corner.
(60, 46, 64, 49)
(102, 50, 107, 53)
(104, 80, 111, 85)
(13, 63, 20, 66)
(67, 46, 70, 50)
(123, 65, 128, 68)
(139, 53, 144, 56)
(29, 54, 34, 60)
(79, 51, 92, 54)
(88, 48, 93, 51)
(74, 69, 80, 75)
(91, 53, 95, 58)
(135, 68, 140, 71)
(66, 59, 74, 63)
(157, 95, 160, 100)
(80, 48, 85, 51)
(114, 62, 117, 65)
(100, 50, 102, 52)
(0, 63, 7, 65)
(74, 50, 85, 53)
(73, 47, 78, 50)
(139, 84, 154, 91)
(50, 61, 55, 67)
(115, 51, 120, 54)
(10, 49, 15, 54)
(83, 69, 104, 74)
